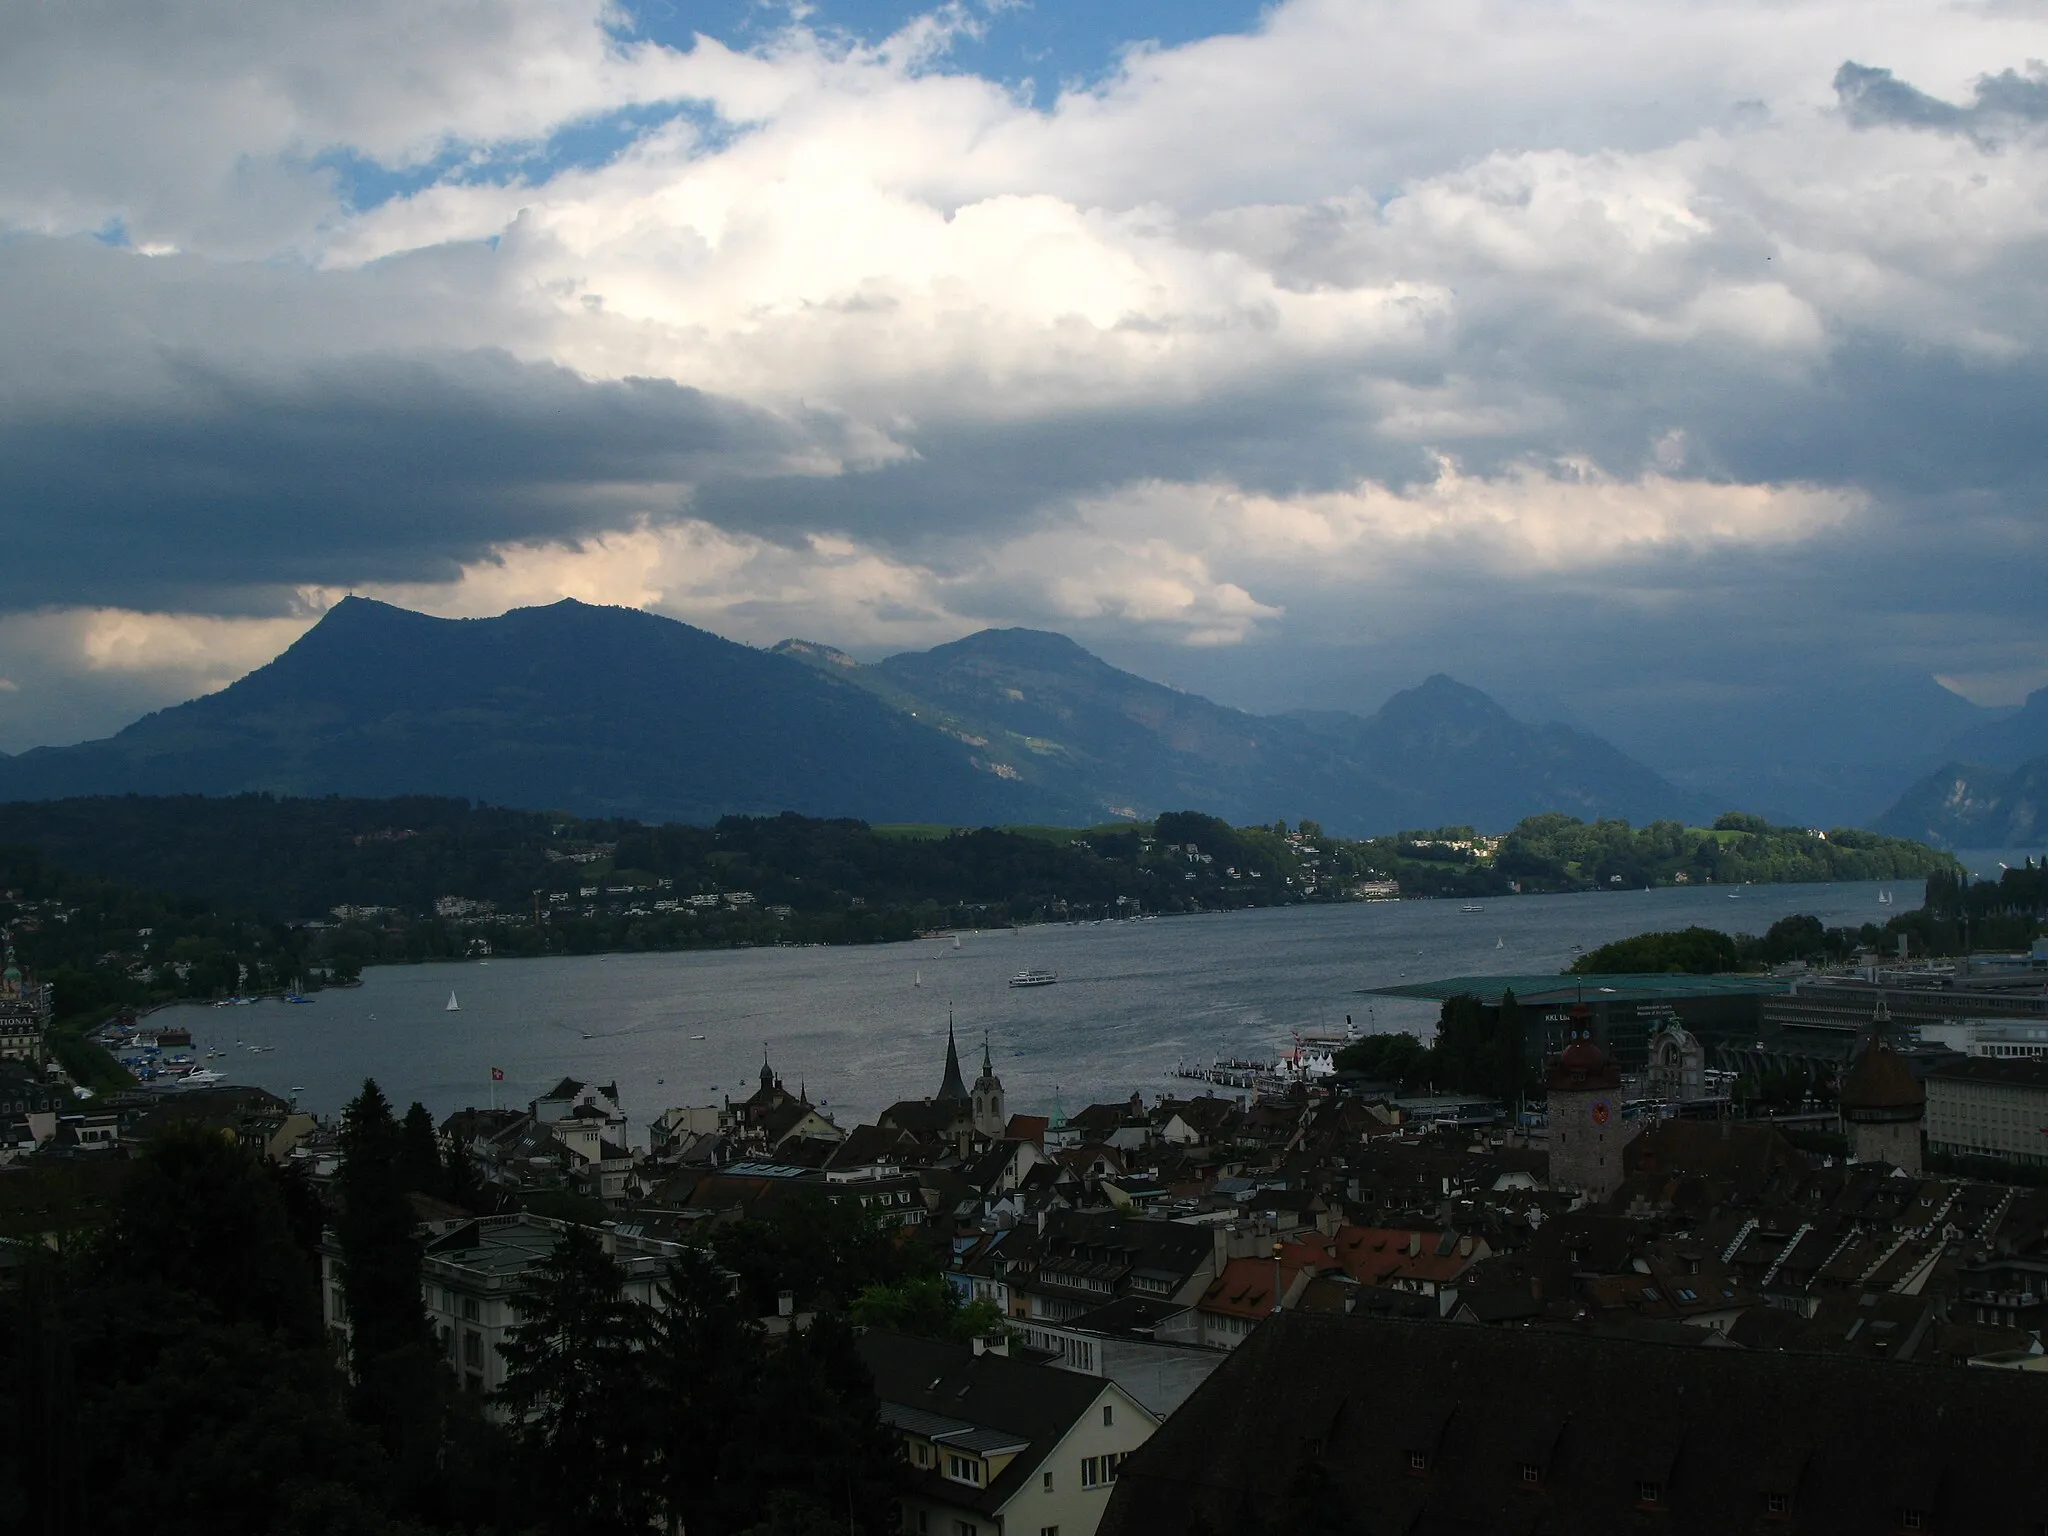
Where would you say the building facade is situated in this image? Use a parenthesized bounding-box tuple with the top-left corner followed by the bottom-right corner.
(1546, 1009, 1629, 1200)
(1925, 1057, 2048, 1167)
(1838, 1008, 1925, 1174)
(0, 951, 52, 1068)
(320, 1213, 690, 1402)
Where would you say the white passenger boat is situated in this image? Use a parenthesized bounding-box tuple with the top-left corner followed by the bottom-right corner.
(1008, 969, 1059, 988)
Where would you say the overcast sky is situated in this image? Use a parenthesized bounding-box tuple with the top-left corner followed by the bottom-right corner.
(2, 0, 2045, 778)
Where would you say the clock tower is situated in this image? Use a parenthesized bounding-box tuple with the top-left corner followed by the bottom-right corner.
(1546, 1003, 1628, 1201)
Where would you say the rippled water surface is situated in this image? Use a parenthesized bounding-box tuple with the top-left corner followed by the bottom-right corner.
(158, 879, 1910, 1130)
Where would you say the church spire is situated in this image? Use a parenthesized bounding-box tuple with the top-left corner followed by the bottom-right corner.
(937, 1008, 968, 1101)
(982, 1033, 994, 1078)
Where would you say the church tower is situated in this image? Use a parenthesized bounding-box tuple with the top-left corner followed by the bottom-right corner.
(937, 1012, 969, 1102)
(971, 1035, 1006, 1140)
(1546, 1004, 1628, 1201)
(1840, 1001, 1925, 1173)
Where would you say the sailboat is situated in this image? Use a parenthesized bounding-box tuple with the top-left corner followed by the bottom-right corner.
(914, 970, 922, 988)
(445, 991, 460, 1013)
(1496, 936, 1505, 949)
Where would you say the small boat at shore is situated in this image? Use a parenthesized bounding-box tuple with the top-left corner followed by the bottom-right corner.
(446, 992, 460, 1012)
(1008, 969, 1059, 988)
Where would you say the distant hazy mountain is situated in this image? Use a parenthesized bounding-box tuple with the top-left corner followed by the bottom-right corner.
(1287, 675, 1716, 832)
(1937, 687, 2048, 771)
(0, 598, 1077, 826)
(0, 599, 1716, 835)
(1872, 756, 2048, 848)
(778, 630, 1706, 833)
(1582, 671, 2005, 829)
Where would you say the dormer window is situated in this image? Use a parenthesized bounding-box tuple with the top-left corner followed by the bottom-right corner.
(1900, 1510, 1926, 1532)
(1408, 1451, 1429, 1474)
(1767, 1492, 1792, 1518)
(1521, 1463, 1543, 1486)
(1638, 1481, 1663, 1507)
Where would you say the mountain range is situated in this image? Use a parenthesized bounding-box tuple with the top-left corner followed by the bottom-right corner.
(0, 598, 1721, 835)
(1867, 687, 2048, 847)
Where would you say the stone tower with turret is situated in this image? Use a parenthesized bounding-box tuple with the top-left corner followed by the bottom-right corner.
(971, 1035, 1006, 1141)
(1839, 1001, 1924, 1173)
(1546, 1004, 1629, 1201)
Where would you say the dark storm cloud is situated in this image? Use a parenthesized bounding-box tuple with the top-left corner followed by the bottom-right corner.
(0, 347, 804, 610)
(1835, 60, 2048, 138)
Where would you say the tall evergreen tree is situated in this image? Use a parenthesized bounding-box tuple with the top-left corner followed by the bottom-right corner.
(396, 1101, 444, 1200)
(336, 1078, 449, 1516)
(724, 1312, 900, 1535)
(336, 1081, 430, 1368)
(441, 1132, 487, 1213)
(496, 1228, 659, 1535)
(649, 1244, 765, 1536)
(102, 1123, 319, 1342)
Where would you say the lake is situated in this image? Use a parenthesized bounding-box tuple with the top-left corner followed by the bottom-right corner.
(152, 877, 1916, 1134)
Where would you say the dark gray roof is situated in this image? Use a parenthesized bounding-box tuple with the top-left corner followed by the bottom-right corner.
(858, 1331, 1110, 1516)
(1101, 1310, 2048, 1535)
(1926, 1056, 2048, 1088)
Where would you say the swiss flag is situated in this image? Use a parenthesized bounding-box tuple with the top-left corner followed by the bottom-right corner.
(490, 1067, 505, 1082)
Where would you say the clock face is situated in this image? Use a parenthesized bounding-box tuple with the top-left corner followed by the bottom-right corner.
(1590, 1099, 1612, 1127)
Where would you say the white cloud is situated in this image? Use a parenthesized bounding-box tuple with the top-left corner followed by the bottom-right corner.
(0, 0, 2045, 757)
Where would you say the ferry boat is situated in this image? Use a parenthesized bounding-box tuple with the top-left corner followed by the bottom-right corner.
(1174, 1021, 1363, 1095)
(1008, 969, 1059, 988)
(1459, 904, 1484, 914)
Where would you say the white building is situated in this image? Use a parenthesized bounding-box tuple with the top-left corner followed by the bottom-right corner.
(860, 1330, 1158, 1536)
(1925, 1058, 2048, 1168)
(320, 1213, 691, 1403)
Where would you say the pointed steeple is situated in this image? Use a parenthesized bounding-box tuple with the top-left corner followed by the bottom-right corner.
(982, 1033, 994, 1078)
(937, 1008, 968, 1101)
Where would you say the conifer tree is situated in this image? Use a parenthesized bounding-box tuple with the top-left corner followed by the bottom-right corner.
(336, 1078, 448, 1514)
(648, 1244, 765, 1536)
(396, 1101, 445, 1200)
(496, 1227, 658, 1535)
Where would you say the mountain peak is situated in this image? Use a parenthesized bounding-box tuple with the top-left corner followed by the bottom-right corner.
(1373, 673, 1512, 726)
(772, 638, 861, 669)
(915, 627, 1101, 668)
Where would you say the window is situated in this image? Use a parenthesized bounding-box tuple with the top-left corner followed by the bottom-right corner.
(1040, 1528, 1060, 1536)
(1520, 1462, 1543, 1485)
(1081, 1456, 1123, 1489)
(1408, 1451, 1429, 1473)
(952, 1522, 978, 1536)
(1901, 1511, 1926, 1532)
(915, 1515, 927, 1535)
(1102, 1404, 1114, 1427)
(1638, 1481, 1662, 1506)
(945, 1454, 983, 1487)
(462, 1296, 480, 1322)
(1766, 1491, 1791, 1517)
(462, 1330, 483, 1369)
(1042, 1472, 1053, 1493)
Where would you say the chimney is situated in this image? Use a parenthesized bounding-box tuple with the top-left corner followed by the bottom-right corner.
(777, 1290, 794, 1319)
(1459, 1235, 1474, 1258)
(1530, 1276, 1543, 1302)
(1408, 1232, 1422, 1258)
